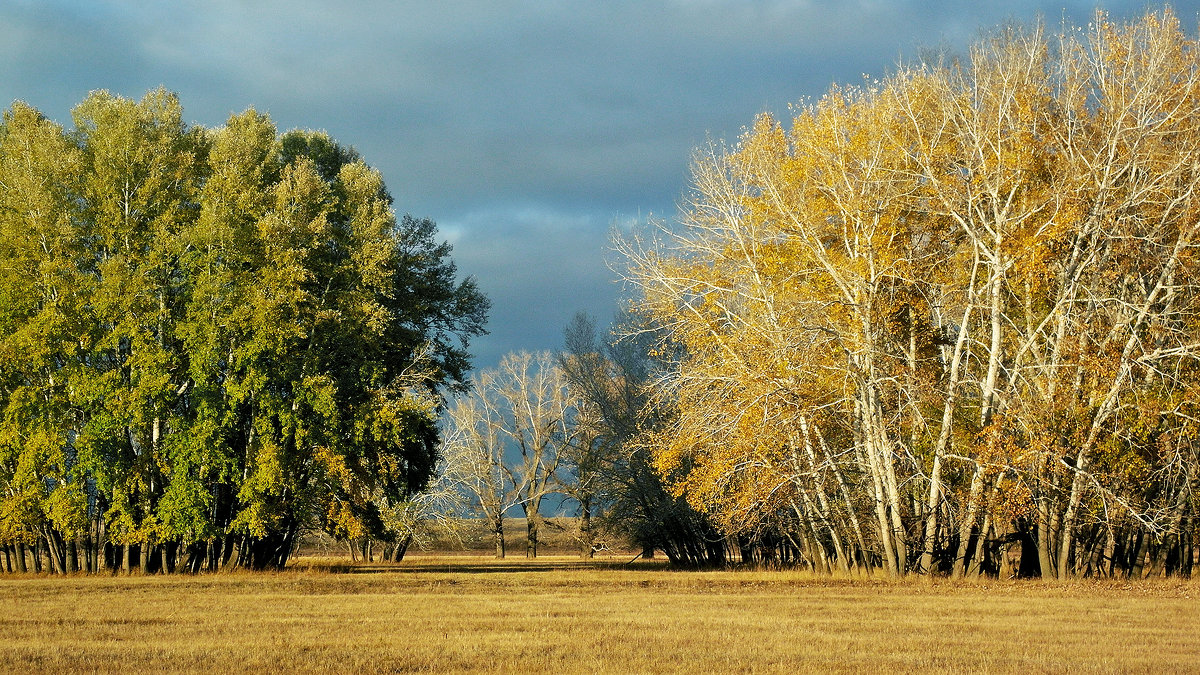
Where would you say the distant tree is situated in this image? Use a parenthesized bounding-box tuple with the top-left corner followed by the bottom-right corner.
(442, 351, 574, 558)
(441, 390, 523, 559)
(0, 101, 89, 574)
(559, 312, 730, 565)
(376, 469, 470, 562)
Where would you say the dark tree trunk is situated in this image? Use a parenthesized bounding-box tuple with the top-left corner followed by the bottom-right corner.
(83, 536, 94, 573)
(140, 540, 153, 574)
(1015, 525, 1040, 578)
(1036, 502, 1055, 578)
(391, 534, 413, 562)
(579, 498, 594, 559)
(160, 541, 174, 574)
(1131, 530, 1150, 578)
(242, 522, 298, 570)
(185, 541, 205, 573)
(15, 542, 28, 573)
(40, 533, 59, 574)
(67, 539, 79, 573)
(493, 515, 506, 559)
(526, 516, 540, 559)
(207, 538, 223, 572)
(221, 535, 237, 569)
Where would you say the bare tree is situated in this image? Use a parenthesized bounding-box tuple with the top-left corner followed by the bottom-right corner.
(442, 393, 522, 558)
(442, 351, 574, 558)
(377, 468, 471, 561)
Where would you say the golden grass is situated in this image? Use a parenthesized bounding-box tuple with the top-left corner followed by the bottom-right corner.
(1, 555, 1197, 673)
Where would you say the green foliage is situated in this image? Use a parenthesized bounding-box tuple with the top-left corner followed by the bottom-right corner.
(0, 89, 488, 570)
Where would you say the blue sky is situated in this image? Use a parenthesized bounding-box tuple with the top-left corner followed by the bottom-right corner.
(2, 0, 1197, 370)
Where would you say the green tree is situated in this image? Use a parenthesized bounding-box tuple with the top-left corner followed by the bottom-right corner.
(0, 90, 488, 573)
(0, 102, 89, 572)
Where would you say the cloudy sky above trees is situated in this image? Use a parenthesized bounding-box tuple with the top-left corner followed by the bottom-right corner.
(2, 0, 1197, 368)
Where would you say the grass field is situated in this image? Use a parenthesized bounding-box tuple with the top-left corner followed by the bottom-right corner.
(1, 555, 1197, 673)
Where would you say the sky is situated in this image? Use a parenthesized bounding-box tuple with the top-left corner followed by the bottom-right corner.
(2, 0, 1199, 372)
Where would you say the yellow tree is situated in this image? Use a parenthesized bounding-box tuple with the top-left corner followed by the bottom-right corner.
(622, 9, 1200, 579)
(622, 87, 946, 574)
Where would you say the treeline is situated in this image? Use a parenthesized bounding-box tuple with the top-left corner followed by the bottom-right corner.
(0, 90, 487, 573)
(616, 10, 1200, 578)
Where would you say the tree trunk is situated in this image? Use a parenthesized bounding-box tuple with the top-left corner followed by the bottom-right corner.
(858, 395, 898, 576)
(1101, 524, 1117, 578)
(160, 542, 173, 574)
(996, 521, 1015, 579)
(1036, 501, 1055, 578)
(821, 431, 869, 573)
(579, 497, 593, 559)
(1131, 529, 1150, 578)
(1182, 515, 1195, 578)
(952, 466, 985, 578)
(140, 539, 153, 574)
(969, 519, 991, 579)
(918, 302, 973, 575)
(1057, 454, 1089, 579)
(874, 408, 908, 573)
(201, 538, 215, 572)
(493, 515, 506, 559)
(95, 515, 108, 572)
(796, 422, 849, 573)
(526, 515, 540, 558)
(41, 531, 63, 574)
(968, 473, 1005, 578)
(392, 534, 413, 562)
(222, 535, 237, 569)
(918, 453, 943, 575)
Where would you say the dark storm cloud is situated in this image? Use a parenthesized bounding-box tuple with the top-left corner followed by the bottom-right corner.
(3, 0, 1199, 369)
(441, 206, 620, 368)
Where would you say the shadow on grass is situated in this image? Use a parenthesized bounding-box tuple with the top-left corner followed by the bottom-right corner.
(295, 555, 670, 575)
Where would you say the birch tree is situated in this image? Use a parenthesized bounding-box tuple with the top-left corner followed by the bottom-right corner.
(620, 9, 1200, 578)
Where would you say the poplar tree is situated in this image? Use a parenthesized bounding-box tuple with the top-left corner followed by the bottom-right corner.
(0, 89, 487, 572)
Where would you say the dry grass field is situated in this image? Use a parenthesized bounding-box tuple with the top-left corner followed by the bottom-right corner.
(1, 555, 1197, 673)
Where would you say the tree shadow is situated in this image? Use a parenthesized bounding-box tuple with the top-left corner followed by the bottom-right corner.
(300, 556, 664, 575)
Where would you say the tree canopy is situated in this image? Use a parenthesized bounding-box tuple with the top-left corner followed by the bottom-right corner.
(0, 89, 488, 572)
